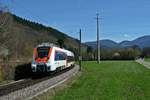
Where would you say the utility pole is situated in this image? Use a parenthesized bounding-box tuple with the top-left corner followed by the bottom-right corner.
(96, 13, 100, 64)
(79, 29, 82, 71)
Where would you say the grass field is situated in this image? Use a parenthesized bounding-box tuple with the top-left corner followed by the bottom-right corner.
(37, 61, 150, 100)
(145, 58, 150, 62)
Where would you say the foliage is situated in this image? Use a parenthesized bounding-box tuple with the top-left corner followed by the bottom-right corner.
(0, 66, 2, 82)
(85, 45, 144, 60)
(142, 47, 150, 58)
(12, 14, 67, 40)
(2, 64, 14, 80)
(57, 39, 65, 48)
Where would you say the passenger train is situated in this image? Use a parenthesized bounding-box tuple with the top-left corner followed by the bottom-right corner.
(31, 43, 75, 73)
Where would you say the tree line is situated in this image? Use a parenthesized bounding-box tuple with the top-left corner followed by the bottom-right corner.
(57, 38, 150, 61)
(84, 45, 150, 60)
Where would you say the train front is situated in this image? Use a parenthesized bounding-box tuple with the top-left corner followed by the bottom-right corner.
(31, 45, 52, 73)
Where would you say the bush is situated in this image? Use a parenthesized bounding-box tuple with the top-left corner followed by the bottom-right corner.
(2, 64, 15, 80)
(85, 46, 142, 61)
(0, 66, 3, 82)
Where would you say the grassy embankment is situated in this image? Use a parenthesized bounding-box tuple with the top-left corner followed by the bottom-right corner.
(35, 61, 150, 100)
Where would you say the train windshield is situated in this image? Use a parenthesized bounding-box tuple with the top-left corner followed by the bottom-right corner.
(37, 47, 50, 58)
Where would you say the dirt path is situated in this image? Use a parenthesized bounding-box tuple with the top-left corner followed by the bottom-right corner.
(136, 59, 150, 69)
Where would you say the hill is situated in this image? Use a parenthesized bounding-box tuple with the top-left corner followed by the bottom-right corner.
(85, 35, 150, 49)
(0, 12, 87, 60)
(85, 39, 122, 49)
(120, 35, 150, 48)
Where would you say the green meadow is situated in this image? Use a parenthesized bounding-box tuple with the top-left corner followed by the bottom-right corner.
(50, 61, 150, 100)
(145, 58, 150, 62)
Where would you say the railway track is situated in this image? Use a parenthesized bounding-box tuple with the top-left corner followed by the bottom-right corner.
(0, 65, 79, 100)
(0, 79, 32, 96)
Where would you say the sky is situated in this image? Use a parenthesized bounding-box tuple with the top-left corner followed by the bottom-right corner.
(1, 0, 150, 42)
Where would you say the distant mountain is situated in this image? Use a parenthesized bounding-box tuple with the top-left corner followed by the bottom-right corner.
(119, 35, 150, 48)
(119, 41, 130, 46)
(101, 39, 121, 48)
(85, 35, 150, 49)
(85, 39, 121, 49)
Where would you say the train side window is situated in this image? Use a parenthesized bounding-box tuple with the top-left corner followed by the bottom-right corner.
(61, 53, 66, 60)
(55, 51, 67, 61)
(55, 51, 59, 61)
(59, 52, 63, 60)
(67, 56, 74, 62)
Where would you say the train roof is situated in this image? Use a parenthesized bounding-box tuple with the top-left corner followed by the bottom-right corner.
(37, 43, 58, 48)
(36, 43, 74, 57)
(54, 46, 74, 57)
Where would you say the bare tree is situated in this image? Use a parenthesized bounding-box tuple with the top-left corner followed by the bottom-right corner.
(0, 3, 13, 60)
(0, 7, 13, 37)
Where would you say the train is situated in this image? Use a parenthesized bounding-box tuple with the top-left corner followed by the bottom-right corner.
(31, 43, 75, 73)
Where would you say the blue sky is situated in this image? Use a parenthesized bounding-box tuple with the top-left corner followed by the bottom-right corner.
(1, 0, 150, 42)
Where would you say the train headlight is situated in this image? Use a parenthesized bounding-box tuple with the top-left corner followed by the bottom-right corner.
(32, 67, 36, 72)
(31, 64, 36, 72)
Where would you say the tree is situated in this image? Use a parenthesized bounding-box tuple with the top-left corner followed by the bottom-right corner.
(87, 46, 94, 60)
(57, 39, 64, 48)
(142, 47, 150, 58)
(0, 5, 13, 60)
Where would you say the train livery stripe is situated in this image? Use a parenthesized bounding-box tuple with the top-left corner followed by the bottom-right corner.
(48, 48, 53, 59)
(33, 48, 37, 59)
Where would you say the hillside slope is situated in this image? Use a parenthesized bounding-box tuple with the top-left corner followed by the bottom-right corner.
(0, 12, 86, 60)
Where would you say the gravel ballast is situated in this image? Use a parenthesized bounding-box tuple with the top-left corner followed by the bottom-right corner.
(0, 65, 79, 100)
